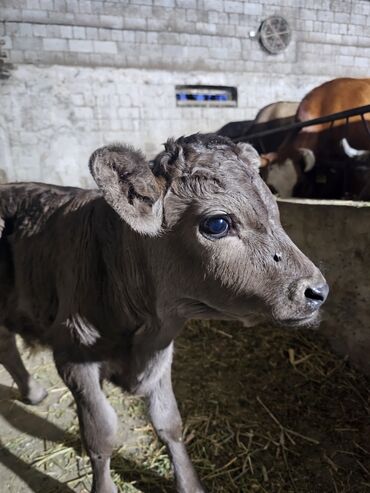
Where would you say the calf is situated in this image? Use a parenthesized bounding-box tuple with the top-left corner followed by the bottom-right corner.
(0, 134, 328, 493)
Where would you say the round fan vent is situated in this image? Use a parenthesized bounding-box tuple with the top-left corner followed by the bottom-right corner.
(259, 16, 292, 54)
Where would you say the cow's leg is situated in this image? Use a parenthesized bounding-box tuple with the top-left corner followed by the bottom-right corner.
(0, 326, 47, 404)
(141, 345, 205, 493)
(54, 355, 117, 493)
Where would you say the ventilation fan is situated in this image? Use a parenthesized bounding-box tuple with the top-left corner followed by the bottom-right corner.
(259, 16, 292, 54)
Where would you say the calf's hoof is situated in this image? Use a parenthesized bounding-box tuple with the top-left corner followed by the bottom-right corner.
(92, 478, 117, 493)
(22, 378, 48, 405)
(178, 488, 207, 493)
(177, 481, 207, 493)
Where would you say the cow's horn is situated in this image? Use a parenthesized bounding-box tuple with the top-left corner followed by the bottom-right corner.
(340, 138, 370, 158)
(299, 148, 315, 172)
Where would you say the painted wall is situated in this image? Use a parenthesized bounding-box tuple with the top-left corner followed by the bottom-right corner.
(1, 0, 369, 185)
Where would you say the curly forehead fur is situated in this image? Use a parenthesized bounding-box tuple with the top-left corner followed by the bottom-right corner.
(151, 133, 260, 190)
(150, 133, 266, 230)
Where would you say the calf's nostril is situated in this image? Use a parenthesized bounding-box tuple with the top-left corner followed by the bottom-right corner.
(304, 283, 329, 304)
(273, 253, 282, 262)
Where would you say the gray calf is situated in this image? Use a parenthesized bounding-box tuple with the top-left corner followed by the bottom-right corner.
(0, 134, 328, 493)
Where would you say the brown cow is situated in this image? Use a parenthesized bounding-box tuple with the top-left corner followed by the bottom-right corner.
(0, 134, 328, 493)
(261, 78, 370, 198)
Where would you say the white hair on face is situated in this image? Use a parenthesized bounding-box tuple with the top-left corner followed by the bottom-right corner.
(266, 159, 297, 198)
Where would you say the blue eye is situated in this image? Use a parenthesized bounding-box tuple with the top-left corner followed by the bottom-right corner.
(200, 216, 231, 239)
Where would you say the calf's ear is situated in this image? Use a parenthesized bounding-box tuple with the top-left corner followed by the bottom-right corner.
(89, 144, 163, 236)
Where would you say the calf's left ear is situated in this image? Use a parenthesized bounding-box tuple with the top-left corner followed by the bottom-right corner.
(89, 144, 163, 236)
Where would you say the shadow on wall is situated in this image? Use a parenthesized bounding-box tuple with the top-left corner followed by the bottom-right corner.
(39, 133, 97, 188)
(0, 170, 7, 183)
(0, 122, 11, 183)
(0, 118, 95, 187)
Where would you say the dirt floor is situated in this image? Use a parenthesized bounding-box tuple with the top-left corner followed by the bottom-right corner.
(0, 321, 370, 493)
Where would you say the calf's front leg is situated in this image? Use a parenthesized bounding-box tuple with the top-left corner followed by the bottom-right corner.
(142, 345, 206, 493)
(54, 355, 117, 493)
(0, 325, 47, 404)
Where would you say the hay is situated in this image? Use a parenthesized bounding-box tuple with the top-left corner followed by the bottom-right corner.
(0, 321, 369, 492)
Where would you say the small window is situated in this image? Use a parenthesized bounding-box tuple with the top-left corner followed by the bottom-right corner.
(175, 85, 237, 107)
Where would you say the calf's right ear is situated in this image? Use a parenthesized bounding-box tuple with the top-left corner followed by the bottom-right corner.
(89, 144, 163, 236)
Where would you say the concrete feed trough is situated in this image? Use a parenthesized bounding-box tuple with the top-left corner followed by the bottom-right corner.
(279, 198, 370, 374)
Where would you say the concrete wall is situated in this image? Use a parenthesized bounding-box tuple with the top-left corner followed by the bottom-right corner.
(279, 199, 370, 374)
(2, 0, 369, 73)
(0, 0, 370, 186)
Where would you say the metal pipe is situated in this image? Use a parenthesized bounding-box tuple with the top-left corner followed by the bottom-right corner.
(235, 104, 370, 142)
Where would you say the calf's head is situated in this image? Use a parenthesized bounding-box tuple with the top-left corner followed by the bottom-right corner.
(90, 134, 328, 328)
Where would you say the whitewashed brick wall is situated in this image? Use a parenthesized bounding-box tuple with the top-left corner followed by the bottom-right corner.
(0, 0, 369, 186)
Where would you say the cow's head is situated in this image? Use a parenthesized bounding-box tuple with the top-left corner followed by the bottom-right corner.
(260, 148, 315, 198)
(89, 134, 328, 328)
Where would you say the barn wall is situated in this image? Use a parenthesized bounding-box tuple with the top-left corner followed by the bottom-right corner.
(1, 0, 370, 185)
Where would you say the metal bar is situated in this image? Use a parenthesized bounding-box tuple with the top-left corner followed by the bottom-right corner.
(235, 104, 370, 142)
(361, 113, 370, 139)
(258, 136, 266, 153)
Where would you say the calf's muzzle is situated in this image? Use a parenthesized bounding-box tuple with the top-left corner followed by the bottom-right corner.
(290, 275, 329, 315)
(304, 283, 329, 308)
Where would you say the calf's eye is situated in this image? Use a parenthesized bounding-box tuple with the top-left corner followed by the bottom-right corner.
(200, 216, 230, 239)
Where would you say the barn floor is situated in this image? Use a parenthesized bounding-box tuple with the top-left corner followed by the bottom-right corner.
(0, 321, 369, 493)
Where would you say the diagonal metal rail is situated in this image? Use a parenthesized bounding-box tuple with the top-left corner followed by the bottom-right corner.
(235, 104, 370, 142)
